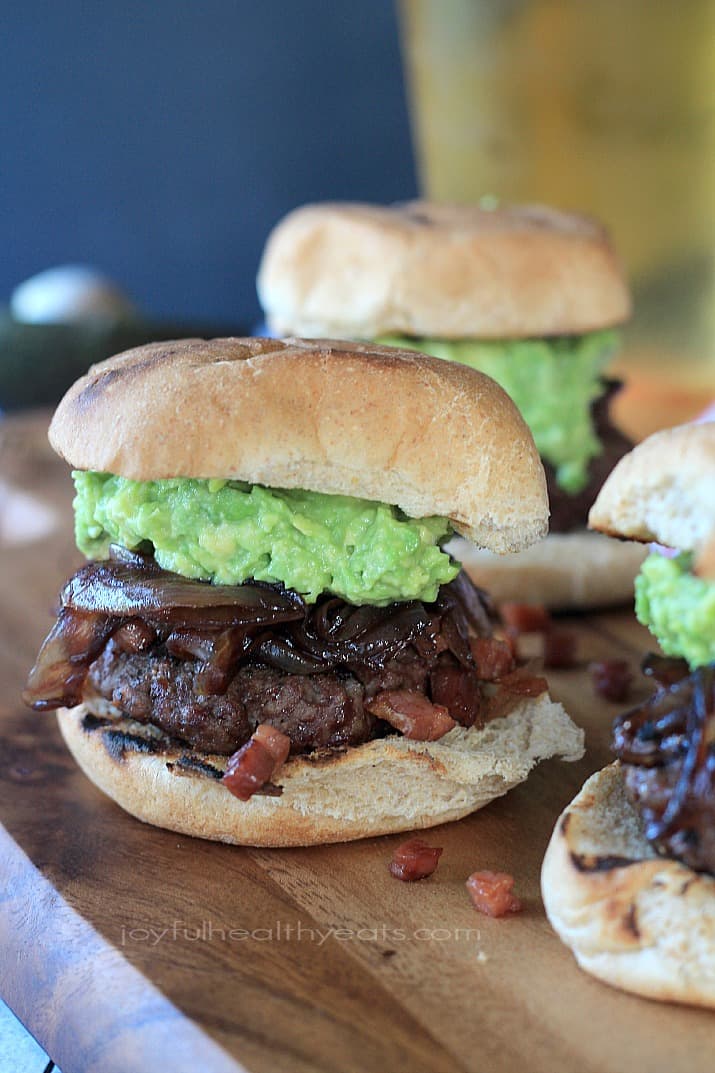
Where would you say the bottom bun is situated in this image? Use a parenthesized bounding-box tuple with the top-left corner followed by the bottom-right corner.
(58, 695, 584, 847)
(447, 530, 647, 610)
(541, 762, 715, 1008)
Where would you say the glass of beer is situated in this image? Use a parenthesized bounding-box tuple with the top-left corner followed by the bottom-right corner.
(397, 0, 715, 424)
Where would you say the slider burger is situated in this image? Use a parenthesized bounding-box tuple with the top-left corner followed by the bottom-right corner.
(542, 421, 715, 1006)
(24, 337, 584, 847)
(257, 200, 646, 609)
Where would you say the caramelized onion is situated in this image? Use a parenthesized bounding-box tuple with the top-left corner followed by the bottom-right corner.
(113, 618, 156, 654)
(25, 561, 496, 733)
(613, 664, 715, 871)
(641, 652, 691, 690)
(62, 560, 306, 626)
(23, 609, 114, 710)
(442, 571, 495, 637)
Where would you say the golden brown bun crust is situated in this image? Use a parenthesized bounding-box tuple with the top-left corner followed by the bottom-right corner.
(58, 696, 584, 847)
(448, 531, 647, 610)
(541, 763, 715, 1008)
(49, 336, 548, 552)
(589, 422, 715, 575)
(257, 201, 631, 339)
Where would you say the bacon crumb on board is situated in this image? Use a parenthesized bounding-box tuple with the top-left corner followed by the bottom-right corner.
(389, 839, 443, 882)
(543, 629, 578, 669)
(590, 659, 633, 702)
(466, 871, 522, 918)
(498, 603, 552, 634)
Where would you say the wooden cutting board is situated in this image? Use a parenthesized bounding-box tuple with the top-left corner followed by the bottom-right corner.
(0, 411, 712, 1073)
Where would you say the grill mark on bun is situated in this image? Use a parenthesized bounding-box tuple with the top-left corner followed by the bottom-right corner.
(102, 728, 160, 762)
(166, 755, 224, 781)
(569, 851, 640, 873)
(76, 345, 195, 409)
(81, 711, 111, 732)
(623, 903, 641, 940)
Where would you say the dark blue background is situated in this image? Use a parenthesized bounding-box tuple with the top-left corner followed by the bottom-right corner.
(2, 3, 416, 324)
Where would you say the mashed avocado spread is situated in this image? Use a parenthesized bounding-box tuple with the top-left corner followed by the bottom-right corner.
(635, 552, 715, 668)
(376, 329, 619, 494)
(73, 471, 458, 605)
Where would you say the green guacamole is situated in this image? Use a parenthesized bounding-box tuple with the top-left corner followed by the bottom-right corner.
(376, 329, 619, 494)
(635, 552, 715, 668)
(73, 471, 458, 606)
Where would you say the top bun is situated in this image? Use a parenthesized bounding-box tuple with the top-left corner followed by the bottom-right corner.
(49, 337, 548, 553)
(589, 421, 715, 574)
(257, 201, 631, 339)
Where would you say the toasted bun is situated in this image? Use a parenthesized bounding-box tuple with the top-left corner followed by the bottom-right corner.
(447, 530, 647, 610)
(58, 695, 584, 847)
(257, 201, 631, 339)
(589, 422, 715, 576)
(49, 336, 548, 552)
(541, 763, 715, 1008)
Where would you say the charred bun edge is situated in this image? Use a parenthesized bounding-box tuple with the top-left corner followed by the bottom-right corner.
(58, 693, 584, 847)
(541, 763, 715, 1008)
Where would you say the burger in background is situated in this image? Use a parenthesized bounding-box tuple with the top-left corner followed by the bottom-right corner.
(257, 200, 647, 609)
(542, 421, 715, 1007)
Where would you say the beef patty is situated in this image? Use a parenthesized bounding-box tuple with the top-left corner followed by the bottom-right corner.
(87, 640, 430, 755)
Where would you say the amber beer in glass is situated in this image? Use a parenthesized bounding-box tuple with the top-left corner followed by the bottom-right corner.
(398, 0, 715, 423)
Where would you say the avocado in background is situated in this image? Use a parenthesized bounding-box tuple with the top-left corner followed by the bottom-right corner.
(377, 329, 619, 494)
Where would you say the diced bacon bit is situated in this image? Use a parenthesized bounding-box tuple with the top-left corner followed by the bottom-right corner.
(484, 666, 549, 721)
(499, 602, 552, 634)
(470, 637, 516, 681)
(543, 629, 578, 669)
(252, 723, 291, 765)
(222, 723, 291, 801)
(466, 871, 522, 918)
(366, 689, 456, 741)
(498, 628, 519, 662)
(590, 660, 633, 703)
(430, 664, 482, 727)
(389, 838, 443, 882)
(495, 669, 548, 697)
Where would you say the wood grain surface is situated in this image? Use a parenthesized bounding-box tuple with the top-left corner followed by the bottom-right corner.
(1, 411, 712, 1073)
